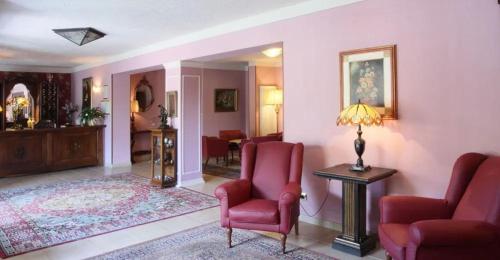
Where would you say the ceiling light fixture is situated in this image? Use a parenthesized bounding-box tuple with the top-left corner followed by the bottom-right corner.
(53, 27, 106, 46)
(262, 47, 282, 58)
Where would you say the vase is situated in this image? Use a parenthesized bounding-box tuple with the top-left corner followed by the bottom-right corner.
(12, 110, 24, 130)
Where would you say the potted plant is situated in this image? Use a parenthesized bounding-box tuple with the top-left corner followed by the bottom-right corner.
(80, 107, 105, 126)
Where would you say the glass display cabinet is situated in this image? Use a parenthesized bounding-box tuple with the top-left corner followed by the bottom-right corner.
(150, 128, 177, 188)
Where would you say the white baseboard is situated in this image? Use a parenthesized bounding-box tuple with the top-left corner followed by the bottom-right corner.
(299, 215, 342, 232)
(108, 162, 132, 168)
(177, 177, 205, 187)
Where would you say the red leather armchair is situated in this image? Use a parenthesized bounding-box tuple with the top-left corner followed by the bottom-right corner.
(214, 141, 304, 253)
(379, 153, 500, 260)
(202, 136, 229, 168)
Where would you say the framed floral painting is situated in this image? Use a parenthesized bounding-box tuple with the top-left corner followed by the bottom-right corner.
(340, 45, 397, 119)
(214, 89, 238, 112)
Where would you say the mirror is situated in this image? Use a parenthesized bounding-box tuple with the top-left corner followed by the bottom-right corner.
(135, 76, 154, 112)
(5, 83, 34, 125)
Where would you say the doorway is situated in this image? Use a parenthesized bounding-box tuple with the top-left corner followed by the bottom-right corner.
(182, 43, 284, 180)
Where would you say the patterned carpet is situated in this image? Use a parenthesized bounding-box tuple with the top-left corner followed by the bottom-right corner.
(89, 222, 335, 260)
(0, 174, 218, 258)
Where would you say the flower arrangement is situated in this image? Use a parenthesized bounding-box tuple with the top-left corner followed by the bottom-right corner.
(80, 107, 105, 126)
(6, 96, 29, 129)
(62, 102, 79, 126)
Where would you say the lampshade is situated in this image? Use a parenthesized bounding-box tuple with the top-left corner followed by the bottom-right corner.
(0, 105, 2, 112)
(53, 27, 106, 46)
(131, 100, 140, 113)
(265, 88, 283, 105)
(336, 102, 383, 126)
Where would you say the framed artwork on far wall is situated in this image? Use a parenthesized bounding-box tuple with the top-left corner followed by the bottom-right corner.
(214, 88, 238, 112)
(82, 77, 92, 110)
(340, 45, 397, 119)
(166, 91, 178, 117)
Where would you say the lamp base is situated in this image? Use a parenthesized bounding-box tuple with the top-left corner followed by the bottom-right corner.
(350, 165, 371, 172)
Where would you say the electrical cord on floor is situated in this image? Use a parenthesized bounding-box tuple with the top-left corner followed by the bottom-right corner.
(299, 179, 331, 217)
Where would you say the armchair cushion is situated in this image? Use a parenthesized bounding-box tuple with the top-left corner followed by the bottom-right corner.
(229, 199, 279, 224)
(409, 220, 499, 247)
(379, 196, 449, 224)
(378, 223, 410, 260)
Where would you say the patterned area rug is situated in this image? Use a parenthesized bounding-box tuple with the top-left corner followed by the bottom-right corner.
(0, 174, 218, 258)
(89, 222, 335, 260)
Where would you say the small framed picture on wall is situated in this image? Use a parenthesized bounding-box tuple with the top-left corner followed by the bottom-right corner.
(214, 89, 238, 112)
(340, 45, 397, 119)
(82, 77, 92, 110)
(166, 91, 178, 117)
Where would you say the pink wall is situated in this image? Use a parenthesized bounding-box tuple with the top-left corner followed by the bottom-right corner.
(130, 70, 165, 152)
(201, 68, 247, 137)
(72, 0, 500, 228)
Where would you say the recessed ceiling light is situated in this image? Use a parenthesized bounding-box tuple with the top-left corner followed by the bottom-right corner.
(262, 47, 282, 58)
(53, 27, 106, 46)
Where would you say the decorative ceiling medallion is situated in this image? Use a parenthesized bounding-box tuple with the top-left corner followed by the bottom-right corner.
(52, 27, 106, 46)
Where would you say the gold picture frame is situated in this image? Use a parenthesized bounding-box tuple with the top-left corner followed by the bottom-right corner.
(214, 89, 238, 112)
(340, 45, 397, 119)
(166, 91, 178, 117)
(82, 77, 92, 110)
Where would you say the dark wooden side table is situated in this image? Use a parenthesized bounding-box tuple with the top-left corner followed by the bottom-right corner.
(314, 164, 396, 256)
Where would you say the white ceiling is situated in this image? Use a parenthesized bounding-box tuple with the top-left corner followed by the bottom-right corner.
(0, 0, 361, 72)
(188, 43, 283, 69)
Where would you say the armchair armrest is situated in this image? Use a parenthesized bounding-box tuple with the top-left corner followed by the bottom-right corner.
(279, 182, 301, 209)
(214, 179, 251, 208)
(409, 220, 500, 247)
(379, 196, 449, 224)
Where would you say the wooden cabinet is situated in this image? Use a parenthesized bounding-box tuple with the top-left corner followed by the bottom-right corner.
(150, 128, 177, 188)
(0, 126, 103, 177)
(0, 132, 46, 175)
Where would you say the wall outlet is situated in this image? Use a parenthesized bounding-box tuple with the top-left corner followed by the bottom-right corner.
(300, 192, 308, 200)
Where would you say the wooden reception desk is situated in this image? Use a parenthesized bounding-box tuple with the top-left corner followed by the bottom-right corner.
(0, 126, 104, 177)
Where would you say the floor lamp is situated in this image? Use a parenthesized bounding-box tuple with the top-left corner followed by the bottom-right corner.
(266, 88, 283, 134)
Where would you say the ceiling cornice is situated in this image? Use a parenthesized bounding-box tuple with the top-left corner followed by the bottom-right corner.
(181, 61, 248, 71)
(73, 0, 362, 73)
(0, 64, 72, 74)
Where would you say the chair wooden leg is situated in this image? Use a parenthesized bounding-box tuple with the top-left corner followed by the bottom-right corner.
(204, 158, 209, 169)
(385, 251, 392, 260)
(294, 220, 299, 235)
(280, 234, 287, 254)
(227, 228, 232, 248)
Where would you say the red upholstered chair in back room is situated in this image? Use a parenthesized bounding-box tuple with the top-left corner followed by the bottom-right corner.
(239, 133, 283, 158)
(202, 136, 229, 168)
(214, 141, 304, 254)
(219, 130, 247, 141)
(378, 153, 500, 260)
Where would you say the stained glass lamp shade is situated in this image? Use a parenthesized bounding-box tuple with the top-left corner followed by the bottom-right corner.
(337, 101, 383, 171)
(53, 27, 106, 46)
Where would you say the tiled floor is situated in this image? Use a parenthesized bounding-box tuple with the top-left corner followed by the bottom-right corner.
(0, 163, 386, 260)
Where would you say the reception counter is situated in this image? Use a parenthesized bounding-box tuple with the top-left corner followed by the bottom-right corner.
(0, 126, 104, 177)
